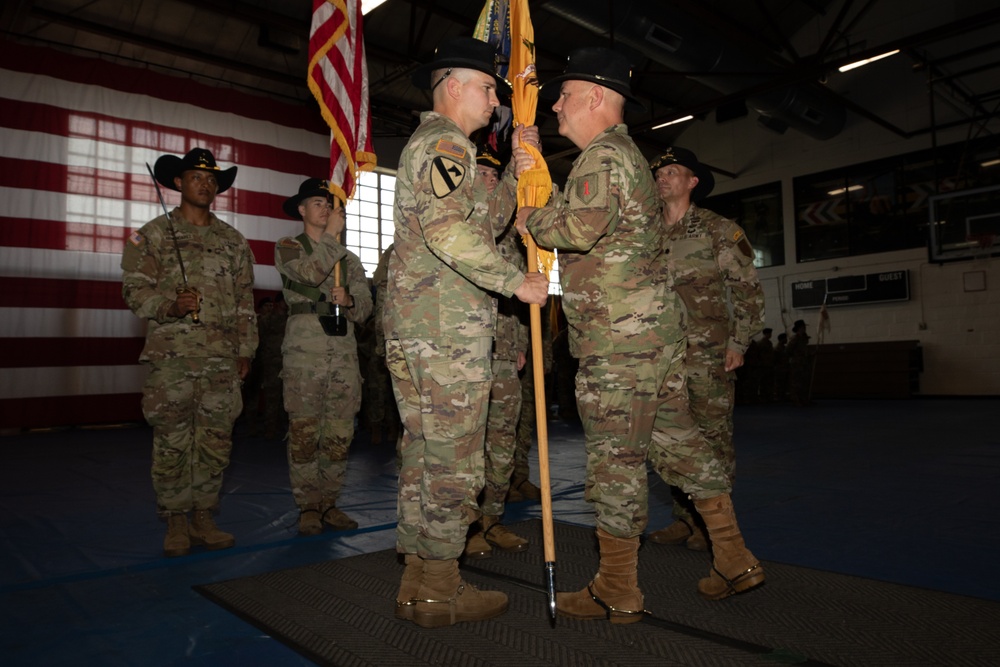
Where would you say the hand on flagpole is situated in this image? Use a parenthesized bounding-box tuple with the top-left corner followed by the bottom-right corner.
(515, 205, 537, 236)
(512, 146, 536, 178)
(512, 123, 540, 151)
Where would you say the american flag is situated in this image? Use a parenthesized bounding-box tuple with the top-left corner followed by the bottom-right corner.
(0, 40, 329, 430)
(308, 0, 377, 202)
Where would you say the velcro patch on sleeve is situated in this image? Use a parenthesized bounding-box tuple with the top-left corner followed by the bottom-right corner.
(431, 156, 466, 198)
(435, 139, 467, 160)
(128, 230, 144, 246)
(732, 229, 755, 259)
(277, 237, 300, 248)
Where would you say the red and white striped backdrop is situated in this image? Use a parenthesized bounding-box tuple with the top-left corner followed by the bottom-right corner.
(0, 40, 329, 429)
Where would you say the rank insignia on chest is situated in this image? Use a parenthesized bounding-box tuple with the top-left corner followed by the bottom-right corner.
(128, 230, 144, 246)
(431, 156, 466, 198)
(435, 139, 467, 159)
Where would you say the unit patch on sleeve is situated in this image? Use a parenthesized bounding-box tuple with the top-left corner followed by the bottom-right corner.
(435, 139, 467, 160)
(128, 230, 144, 246)
(733, 228, 755, 259)
(431, 156, 466, 198)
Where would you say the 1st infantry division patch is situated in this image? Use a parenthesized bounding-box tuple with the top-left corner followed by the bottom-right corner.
(431, 156, 466, 198)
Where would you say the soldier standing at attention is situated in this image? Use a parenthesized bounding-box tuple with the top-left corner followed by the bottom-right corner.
(275, 179, 373, 536)
(645, 147, 765, 556)
(385, 36, 549, 628)
(464, 142, 532, 560)
(122, 148, 258, 558)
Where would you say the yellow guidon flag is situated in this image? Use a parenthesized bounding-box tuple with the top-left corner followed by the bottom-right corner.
(473, 0, 556, 278)
(474, 0, 559, 624)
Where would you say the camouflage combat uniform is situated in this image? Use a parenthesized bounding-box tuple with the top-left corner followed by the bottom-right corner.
(121, 210, 258, 516)
(525, 125, 726, 538)
(385, 111, 524, 560)
(651, 205, 763, 524)
(481, 226, 530, 517)
(367, 244, 399, 446)
(275, 233, 373, 512)
(663, 204, 763, 479)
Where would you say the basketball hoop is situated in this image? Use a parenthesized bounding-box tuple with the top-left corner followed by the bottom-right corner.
(967, 233, 996, 260)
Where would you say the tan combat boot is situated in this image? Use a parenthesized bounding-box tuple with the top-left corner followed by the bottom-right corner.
(412, 558, 508, 628)
(686, 521, 710, 552)
(556, 528, 646, 624)
(189, 509, 235, 551)
(163, 513, 190, 558)
(507, 478, 541, 502)
(647, 519, 693, 545)
(298, 504, 323, 536)
(395, 554, 423, 620)
(322, 503, 358, 531)
(694, 494, 765, 600)
(463, 525, 492, 559)
(482, 515, 529, 552)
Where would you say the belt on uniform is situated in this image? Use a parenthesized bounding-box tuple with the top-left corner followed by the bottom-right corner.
(289, 302, 333, 316)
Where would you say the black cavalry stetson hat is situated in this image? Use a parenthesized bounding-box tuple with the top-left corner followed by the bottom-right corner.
(649, 146, 716, 201)
(411, 36, 511, 94)
(540, 47, 645, 113)
(282, 178, 335, 220)
(153, 147, 237, 193)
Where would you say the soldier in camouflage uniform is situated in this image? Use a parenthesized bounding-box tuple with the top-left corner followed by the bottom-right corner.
(368, 243, 400, 448)
(275, 179, 373, 536)
(385, 37, 550, 629)
(517, 50, 763, 621)
(645, 147, 765, 555)
(121, 148, 257, 558)
(463, 143, 532, 560)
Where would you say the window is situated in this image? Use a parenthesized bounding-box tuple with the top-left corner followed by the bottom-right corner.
(794, 136, 1000, 263)
(702, 181, 784, 268)
(344, 169, 395, 276)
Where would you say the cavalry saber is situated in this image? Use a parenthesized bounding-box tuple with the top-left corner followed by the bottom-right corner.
(145, 162, 199, 323)
(527, 237, 557, 625)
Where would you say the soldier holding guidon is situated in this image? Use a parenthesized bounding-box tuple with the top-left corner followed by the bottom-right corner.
(275, 179, 372, 536)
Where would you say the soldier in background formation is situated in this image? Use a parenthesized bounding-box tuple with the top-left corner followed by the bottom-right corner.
(275, 179, 373, 536)
(464, 142, 532, 560)
(645, 147, 765, 556)
(122, 147, 258, 558)
(787, 319, 812, 406)
(773, 332, 789, 401)
(368, 243, 400, 449)
(385, 37, 549, 629)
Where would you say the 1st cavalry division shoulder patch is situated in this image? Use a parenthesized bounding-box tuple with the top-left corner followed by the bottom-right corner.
(431, 156, 466, 198)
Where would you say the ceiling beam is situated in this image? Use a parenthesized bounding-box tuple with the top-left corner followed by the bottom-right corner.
(30, 6, 301, 87)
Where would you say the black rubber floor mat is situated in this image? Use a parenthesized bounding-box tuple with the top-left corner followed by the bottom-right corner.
(196, 519, 1000, 666)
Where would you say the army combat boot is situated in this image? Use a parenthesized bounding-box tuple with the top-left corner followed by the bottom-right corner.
(556, 528, 646, 624)
(395, 554, 423, 620)
(412, 558, 508, 628)
(163, 513, 190, 558)
(321, 503, 358, 531)
(189, 509, 235, 551)
(482, 515, 529, 552)
(648, 516, 709, 552)
(694, 494, 765, 600)
(298, 504, 323, 536)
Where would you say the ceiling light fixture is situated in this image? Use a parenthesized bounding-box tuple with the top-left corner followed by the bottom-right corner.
(828, 185, 864, 196)
(362, 0, 389, 14)
(838, 50, 900, 73)
(651, 115, 694, 130)
(981, 158, 1000, 168)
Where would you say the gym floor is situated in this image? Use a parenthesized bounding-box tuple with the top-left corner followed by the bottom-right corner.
(1, 398, 997, 666)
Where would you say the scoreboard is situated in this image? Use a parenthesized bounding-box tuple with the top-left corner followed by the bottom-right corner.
(791, 270, 910, 309)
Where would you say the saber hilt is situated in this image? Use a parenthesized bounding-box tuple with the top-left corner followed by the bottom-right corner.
(145, 163, 199, 323)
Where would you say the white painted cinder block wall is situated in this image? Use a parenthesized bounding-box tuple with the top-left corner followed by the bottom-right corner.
(673, 0, 1000, 395)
